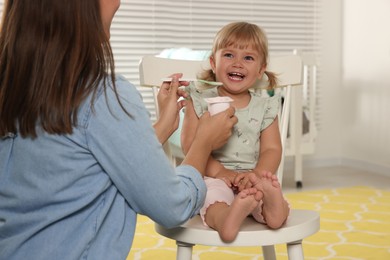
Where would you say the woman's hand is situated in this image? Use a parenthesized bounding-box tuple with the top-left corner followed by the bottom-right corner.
(181, 106, 238, 177)
(195, 107, 238, 151)
(153, 73, 189, 144)
(214, 168, 238, 189)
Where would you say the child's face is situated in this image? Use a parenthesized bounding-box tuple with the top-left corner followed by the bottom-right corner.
(210, 46, 265, 94)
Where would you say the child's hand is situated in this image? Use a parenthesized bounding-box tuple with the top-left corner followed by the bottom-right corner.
(233, 171, 258, 192)
(215, 169, 237, 189)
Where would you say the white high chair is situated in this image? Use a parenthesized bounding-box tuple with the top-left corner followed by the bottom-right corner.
(139, 55, 320, 260)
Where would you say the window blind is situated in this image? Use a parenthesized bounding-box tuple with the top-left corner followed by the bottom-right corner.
(0, 0, 320, 123)
(110, 0, 320, 121)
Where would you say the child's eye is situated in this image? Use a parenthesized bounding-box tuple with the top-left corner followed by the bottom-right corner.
(223, 53, 233, 58)
(244, 56, 254, 61)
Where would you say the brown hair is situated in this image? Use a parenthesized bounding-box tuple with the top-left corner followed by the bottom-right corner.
(0, 0, 119, 138)
(200, 21, 277, 89)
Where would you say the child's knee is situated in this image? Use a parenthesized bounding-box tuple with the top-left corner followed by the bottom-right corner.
(200, 177, 235, 226)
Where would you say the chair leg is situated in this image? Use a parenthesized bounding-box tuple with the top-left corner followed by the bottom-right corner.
(262, 245, 276, 260)
(176, 241, 194, 260)
(286, 240, 304, 260)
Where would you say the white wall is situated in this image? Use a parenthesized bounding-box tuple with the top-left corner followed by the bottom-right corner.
(309, 0, 343, 163)
(342, 0, 390, 172)
(311, 0, 390, 174)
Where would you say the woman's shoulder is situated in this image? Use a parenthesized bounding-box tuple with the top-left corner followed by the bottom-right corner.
(101, 74, 142, 103)
(79, 75, 144, 124)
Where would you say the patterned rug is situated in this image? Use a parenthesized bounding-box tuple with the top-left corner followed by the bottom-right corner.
(127, 186, 390, 259)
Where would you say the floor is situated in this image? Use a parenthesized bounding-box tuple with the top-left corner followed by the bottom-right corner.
(129, 166, 390, 259)
(281, 165, 390, 194)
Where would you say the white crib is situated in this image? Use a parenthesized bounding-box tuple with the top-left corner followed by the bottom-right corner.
(285, 52, 317, 188)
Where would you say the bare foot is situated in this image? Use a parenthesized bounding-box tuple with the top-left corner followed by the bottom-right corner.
(255, 171, 289, 229)
(261, 171, 281, 188)
(207, 188, 262, 242)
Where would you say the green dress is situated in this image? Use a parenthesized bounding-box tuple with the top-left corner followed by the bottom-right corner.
(187, 83, 280, 171)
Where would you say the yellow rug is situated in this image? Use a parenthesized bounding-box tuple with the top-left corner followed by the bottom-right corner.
(127, 186, 390, 259)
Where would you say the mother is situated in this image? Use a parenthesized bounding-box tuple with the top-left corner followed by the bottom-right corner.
(0, 0, 237, 259)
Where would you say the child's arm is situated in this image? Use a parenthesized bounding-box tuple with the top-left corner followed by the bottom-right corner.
(234, 117, 282, 192)
(253, 117, 282, 177)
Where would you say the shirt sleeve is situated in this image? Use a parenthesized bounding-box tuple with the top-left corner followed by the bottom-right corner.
(186, 83, 219, 117)
(260, 93, 281, 131)
(85, 76, 206, 228)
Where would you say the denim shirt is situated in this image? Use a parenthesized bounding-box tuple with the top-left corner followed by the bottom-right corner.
(0, 75, 206, 260)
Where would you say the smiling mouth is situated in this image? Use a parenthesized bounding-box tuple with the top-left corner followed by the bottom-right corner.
(228, 72, 245, 80)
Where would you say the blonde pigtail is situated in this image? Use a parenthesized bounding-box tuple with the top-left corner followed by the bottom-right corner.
(195, 68, 217, 90)
(264, 70, 278, 90)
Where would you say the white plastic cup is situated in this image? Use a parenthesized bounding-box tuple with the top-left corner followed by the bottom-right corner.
(204, 96, 234, 116)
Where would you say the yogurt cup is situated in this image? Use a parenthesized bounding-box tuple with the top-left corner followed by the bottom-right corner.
(204, 96, 234, 116)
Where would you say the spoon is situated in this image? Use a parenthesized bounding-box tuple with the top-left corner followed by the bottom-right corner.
(161, 78, 223, 86)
